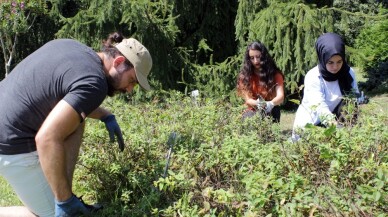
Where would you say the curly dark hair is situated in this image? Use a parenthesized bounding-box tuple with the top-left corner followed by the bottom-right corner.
(237, 41, 281, 98)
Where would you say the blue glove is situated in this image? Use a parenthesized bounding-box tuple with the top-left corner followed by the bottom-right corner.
(265, 101, 274, 113)
(101, 114, 125, 151)
(55, 195, 91, 217)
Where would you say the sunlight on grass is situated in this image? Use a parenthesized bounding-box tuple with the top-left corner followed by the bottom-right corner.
(0, 176, 21, 206)
(370, 93, 388, 114)
(353, 67, 368, 83)
(280, 111, 295, 133)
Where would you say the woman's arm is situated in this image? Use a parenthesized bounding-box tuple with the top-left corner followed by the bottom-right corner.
(237, 76, 258, 108)
(267, 72, 285, 106)
(303, 68, 336, 125)
(270, 84, 284, 106)
(244, 94, 260, 108)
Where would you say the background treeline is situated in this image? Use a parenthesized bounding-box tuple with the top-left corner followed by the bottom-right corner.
(1, 0, 388, 102)
(1, 1, 388, 216)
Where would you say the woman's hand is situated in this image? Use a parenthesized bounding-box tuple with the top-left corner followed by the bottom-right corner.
(245, 98, 260, 108)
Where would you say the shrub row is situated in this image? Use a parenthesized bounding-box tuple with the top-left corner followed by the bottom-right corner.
(75, 91, 387, 216)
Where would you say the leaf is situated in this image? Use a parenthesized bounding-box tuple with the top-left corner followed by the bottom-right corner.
(289, 99, 300, 105)
(324, 125, 336, 136)
(374, 191, 381, 202)
(377, 168, 383, 180)
(330, 160, 340, 169)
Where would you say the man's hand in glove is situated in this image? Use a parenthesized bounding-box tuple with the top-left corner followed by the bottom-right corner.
(101, 114, 125, 151)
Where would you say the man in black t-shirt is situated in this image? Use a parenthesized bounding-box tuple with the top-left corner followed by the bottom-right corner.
(0, 35, 152, 217)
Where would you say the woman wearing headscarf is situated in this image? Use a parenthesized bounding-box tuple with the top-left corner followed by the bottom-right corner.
(292, 33, 360, 140)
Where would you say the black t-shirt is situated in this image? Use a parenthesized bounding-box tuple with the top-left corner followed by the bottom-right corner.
(0, 39, 107, 154)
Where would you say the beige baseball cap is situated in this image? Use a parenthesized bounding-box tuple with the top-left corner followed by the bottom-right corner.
(115, 38, 152, 90)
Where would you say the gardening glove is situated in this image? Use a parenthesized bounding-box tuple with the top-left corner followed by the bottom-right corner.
(256, 98, 266, 110)
(55, 195, 91, 217)
(357, 91, 369, 105)
(265, 101, 275, 113)
(101, 114, 125, 151)
(320, 113, 337, 127)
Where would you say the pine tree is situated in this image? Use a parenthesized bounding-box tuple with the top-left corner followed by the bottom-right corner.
(245, 1, 334, 93)
(51, 0, 238, 90)
(0, 0, 46, 77)
(235, 0, 267, 47)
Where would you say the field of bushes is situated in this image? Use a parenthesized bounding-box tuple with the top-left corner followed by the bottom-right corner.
(1, 91, 387, 216)
(1, 1, 387, 216)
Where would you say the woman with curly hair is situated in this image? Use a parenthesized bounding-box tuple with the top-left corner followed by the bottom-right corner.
(237, 41, 285, 122)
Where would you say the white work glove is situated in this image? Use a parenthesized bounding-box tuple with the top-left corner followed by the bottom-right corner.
(320, 113, 337, 127)
(256, 98, 266, 110)
(265, 101, 274, 113)
(357, 91, 369, 105)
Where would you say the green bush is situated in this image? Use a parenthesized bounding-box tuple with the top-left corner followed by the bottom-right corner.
(359, 60, 388, 92)
(74, 92, 388, 216)
(354, 9, 388, 92)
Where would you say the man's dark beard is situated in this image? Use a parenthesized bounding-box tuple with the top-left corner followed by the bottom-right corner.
(106, 75, 118, 97)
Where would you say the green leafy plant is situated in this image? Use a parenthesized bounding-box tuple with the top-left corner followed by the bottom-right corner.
(71, 93, 388, 216)
(0, 0, 46, 76)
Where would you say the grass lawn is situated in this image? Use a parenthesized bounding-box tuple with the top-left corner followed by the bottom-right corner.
(0, 177, 21, 206)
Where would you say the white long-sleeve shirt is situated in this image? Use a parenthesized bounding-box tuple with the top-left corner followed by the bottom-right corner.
(292, 66, 359, 138)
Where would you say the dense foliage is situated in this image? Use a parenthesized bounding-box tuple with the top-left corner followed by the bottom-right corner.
(0, 0, 46, 75)
(354, 8, 388, 92)
(246, 1, 335, 93)
(73, 92, 388, 216)
(333, 0, 381, 46)
(0, 2, 387, 215)
(47, 0, 238, 91)
(1, 0, 387, 96)
(354, 13, 388, 70)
